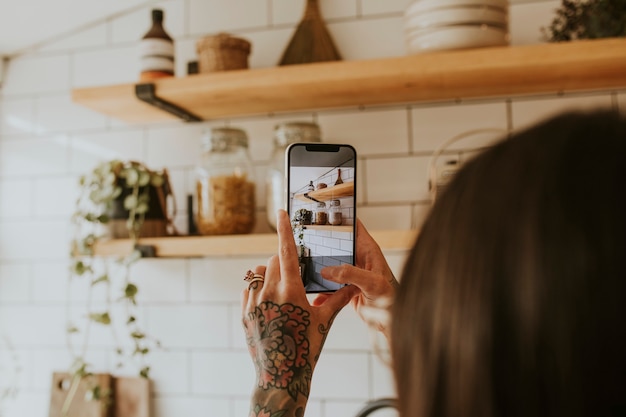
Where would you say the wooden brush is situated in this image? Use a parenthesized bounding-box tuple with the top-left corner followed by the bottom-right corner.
(279, 0, 342, 66)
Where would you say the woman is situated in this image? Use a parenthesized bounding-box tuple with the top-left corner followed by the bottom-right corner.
(241, 109, 626, 417)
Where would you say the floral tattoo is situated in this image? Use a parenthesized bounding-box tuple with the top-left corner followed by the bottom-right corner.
(244, 301, 313, 401)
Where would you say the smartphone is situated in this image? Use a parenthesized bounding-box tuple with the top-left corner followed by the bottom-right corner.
(286, 143, 357, 293)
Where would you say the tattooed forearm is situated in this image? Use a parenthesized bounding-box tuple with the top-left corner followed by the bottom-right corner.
(314, 308, 340, 362)
(244, 301, 334, 417)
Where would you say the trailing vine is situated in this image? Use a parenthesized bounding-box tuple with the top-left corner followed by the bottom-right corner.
(64, 160, 168, 415)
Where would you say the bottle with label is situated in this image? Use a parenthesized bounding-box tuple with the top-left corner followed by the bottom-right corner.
(140, 9, 175, 82)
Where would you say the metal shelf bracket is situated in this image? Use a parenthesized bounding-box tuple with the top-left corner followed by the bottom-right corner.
(135, 83, 203, 122)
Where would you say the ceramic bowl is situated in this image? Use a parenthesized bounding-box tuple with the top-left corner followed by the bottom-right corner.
(405, 0, 508, 16)
(404, 6, 508, 31)
(406, 24, 509, 54)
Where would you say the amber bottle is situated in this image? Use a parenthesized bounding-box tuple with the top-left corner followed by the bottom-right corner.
(139, 9, 174, 81)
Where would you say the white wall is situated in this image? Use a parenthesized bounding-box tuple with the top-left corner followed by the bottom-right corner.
(0, 1, 624, 416)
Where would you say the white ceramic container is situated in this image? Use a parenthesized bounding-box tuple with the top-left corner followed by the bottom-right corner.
(405, 0, 508, 16)
(406, 24, 509, 53)
(405, 6, 507, 31)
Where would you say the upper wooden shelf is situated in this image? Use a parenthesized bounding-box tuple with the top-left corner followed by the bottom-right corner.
(92, 229, 417, 258)
(295, 182, 354, 203)
(71, 38, 626, 124)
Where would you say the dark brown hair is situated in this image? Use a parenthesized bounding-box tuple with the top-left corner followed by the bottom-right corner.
(392, 110, 626, 417)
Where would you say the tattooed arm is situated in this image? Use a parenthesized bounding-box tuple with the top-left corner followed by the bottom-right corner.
(242, 210, 358, 417)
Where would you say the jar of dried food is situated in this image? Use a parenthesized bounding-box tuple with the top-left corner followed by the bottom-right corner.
(196, 127, 256, 235)
(329, 199, 342, 226)
(315, 202, 327, 225)
(266, 122, 321, 230)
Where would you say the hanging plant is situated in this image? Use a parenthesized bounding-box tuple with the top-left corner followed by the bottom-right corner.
(63, 160, 174, 416)
(542, 0, 626, 41)
(291, 208, 312, 254)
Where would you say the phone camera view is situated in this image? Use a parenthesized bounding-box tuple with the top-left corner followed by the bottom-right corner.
(288, 144, 356, 293)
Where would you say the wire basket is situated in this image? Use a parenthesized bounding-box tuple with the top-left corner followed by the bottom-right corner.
(196, 33, 251, 73)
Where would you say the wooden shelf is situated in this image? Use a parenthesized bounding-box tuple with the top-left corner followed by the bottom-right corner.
(71, 38, 626, 123)
(295, 182, 354, 203)
(76, 38, 626, 258)
(304, 225, 352, 232)
(92, 229, 417, 258)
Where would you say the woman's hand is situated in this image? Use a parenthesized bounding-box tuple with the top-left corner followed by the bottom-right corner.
(241, 209, 356, 417)
(316, 219, 398, 334)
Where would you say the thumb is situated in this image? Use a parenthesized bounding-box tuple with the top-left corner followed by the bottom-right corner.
(322, 265, 382, 293)
(318, 285, 360, 313)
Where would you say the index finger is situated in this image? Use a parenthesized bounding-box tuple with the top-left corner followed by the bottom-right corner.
(276, 209, 301, 284)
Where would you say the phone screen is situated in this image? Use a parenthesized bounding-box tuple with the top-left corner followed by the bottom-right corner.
(286, 143, 357, 293)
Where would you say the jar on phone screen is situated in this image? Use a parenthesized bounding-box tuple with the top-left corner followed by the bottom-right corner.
(266, 122, 321, 230)
(196, 127, 256, 235)
(315, 202, 327, 225)
(329, 199, 342, 225)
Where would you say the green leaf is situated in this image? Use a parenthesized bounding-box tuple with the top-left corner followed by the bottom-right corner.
(138, 171, 151, 187)
(70, 359, 90, 378)
(72, 261, 92, 276)
(139, 366, 150, 379)
(124, 283, 138, 298)
(127, 316, 136, 325)
(150, 174, 164, 187)
(97, 214, 110, 223)
(134, 347, 149, 355)
(103, 172, 116, 185)
(91, 274, 109, 286)
(123, 250, 142, 265)
(89, 312, 111, 325)
(125, 169, 139, 186)
(124, 195, 138, 210)
(130, 331, 145, 339)
(67, 325, 80, 334)
(135, 202, 148, 214)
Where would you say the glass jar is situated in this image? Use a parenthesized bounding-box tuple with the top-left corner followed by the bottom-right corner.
(329, 199, 342, 226)
(266, 122, 321, 230)
(196, 127, 256, 235)
(315, 202, 327, 225)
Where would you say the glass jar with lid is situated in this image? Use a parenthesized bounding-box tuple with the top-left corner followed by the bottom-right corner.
(266, 121, 321, 230)
(314, 202, 327, 225)
(328, 199, 342, 226)
(196, 127, 256, 235)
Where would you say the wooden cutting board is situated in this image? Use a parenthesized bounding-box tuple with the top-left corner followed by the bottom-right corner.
(49, 373, 150, 417)
(113, 376, 150, 417)
(49, 372, 113, 417)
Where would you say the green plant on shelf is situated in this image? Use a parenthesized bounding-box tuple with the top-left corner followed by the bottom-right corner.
(65, 160, 169, 416)
(542, 0, 626, 41)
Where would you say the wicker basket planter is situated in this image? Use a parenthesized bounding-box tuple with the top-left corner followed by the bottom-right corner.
(196, 33, 251, 72)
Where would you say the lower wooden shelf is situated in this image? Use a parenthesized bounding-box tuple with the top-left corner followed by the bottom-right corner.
(92, 229, 418, 258)
(303, 225, 353, 232)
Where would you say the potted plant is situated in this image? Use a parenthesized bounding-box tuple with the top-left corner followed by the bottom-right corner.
(542, 0, 626, 41)
(291, 208, 312, 256)
(63, 160, 173, 416)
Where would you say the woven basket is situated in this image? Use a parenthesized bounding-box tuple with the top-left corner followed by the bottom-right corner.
(196, 33, 251, 72)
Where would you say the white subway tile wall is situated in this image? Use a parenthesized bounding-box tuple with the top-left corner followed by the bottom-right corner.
(0, 1, 622, 416)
